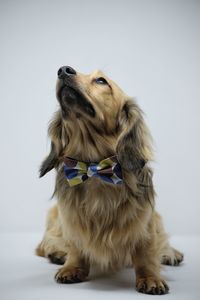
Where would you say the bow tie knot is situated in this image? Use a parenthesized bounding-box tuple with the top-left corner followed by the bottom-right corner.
(64, 156, 123, 187)
(87, 165, 95, 178)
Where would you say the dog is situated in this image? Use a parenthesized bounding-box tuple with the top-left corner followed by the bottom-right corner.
(36, 66, 183, 295)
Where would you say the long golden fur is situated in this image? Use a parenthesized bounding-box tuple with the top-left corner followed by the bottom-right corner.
(36, 66, 183, 294)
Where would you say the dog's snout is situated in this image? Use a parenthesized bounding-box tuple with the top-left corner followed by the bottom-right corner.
(57, 66, 76, 79)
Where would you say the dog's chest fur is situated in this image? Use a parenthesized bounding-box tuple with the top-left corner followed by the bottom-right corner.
(56, 174, 151, 270)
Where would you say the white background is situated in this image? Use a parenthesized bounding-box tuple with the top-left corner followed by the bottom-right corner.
(0, 0, 200, 236)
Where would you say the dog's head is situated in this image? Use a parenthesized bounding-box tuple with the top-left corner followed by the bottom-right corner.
(56, 66, 127, 132)
(40, 66, 153, 178)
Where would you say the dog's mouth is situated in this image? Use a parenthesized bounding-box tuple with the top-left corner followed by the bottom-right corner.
(57, 82, 96, 118)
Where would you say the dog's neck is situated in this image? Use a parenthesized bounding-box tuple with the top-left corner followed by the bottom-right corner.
(62, 116, 118, 163)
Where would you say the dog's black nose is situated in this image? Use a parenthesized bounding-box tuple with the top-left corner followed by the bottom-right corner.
(57, 66, 76, 79)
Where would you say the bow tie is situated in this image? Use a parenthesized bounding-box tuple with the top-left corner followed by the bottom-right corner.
(63, 156, 123, 187)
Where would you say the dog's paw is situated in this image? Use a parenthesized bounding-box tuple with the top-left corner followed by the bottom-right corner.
(55, 266, 88, 284)
(136, 276, 169, 295)
(48, 251, 66, 265)
(161, 249, 184, 266)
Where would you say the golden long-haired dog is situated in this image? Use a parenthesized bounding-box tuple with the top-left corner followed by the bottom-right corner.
(36, 66, 183, 295)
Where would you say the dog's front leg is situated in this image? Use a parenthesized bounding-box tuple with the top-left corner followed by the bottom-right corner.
(55, 242, 89, 283)
(133, 242, 169, 295)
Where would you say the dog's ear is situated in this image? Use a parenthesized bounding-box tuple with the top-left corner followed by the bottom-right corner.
(116, 99, 153, 171)
(39, 112, 63, 177)
(39, 142, 58, 177)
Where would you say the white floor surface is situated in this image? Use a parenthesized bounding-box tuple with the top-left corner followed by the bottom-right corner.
(0, 233, 199, 300)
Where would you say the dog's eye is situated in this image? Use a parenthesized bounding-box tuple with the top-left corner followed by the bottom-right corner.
(95, 77, 108, 85)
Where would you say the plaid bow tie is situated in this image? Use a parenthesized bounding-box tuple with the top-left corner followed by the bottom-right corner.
(64, 156, 123, 187)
